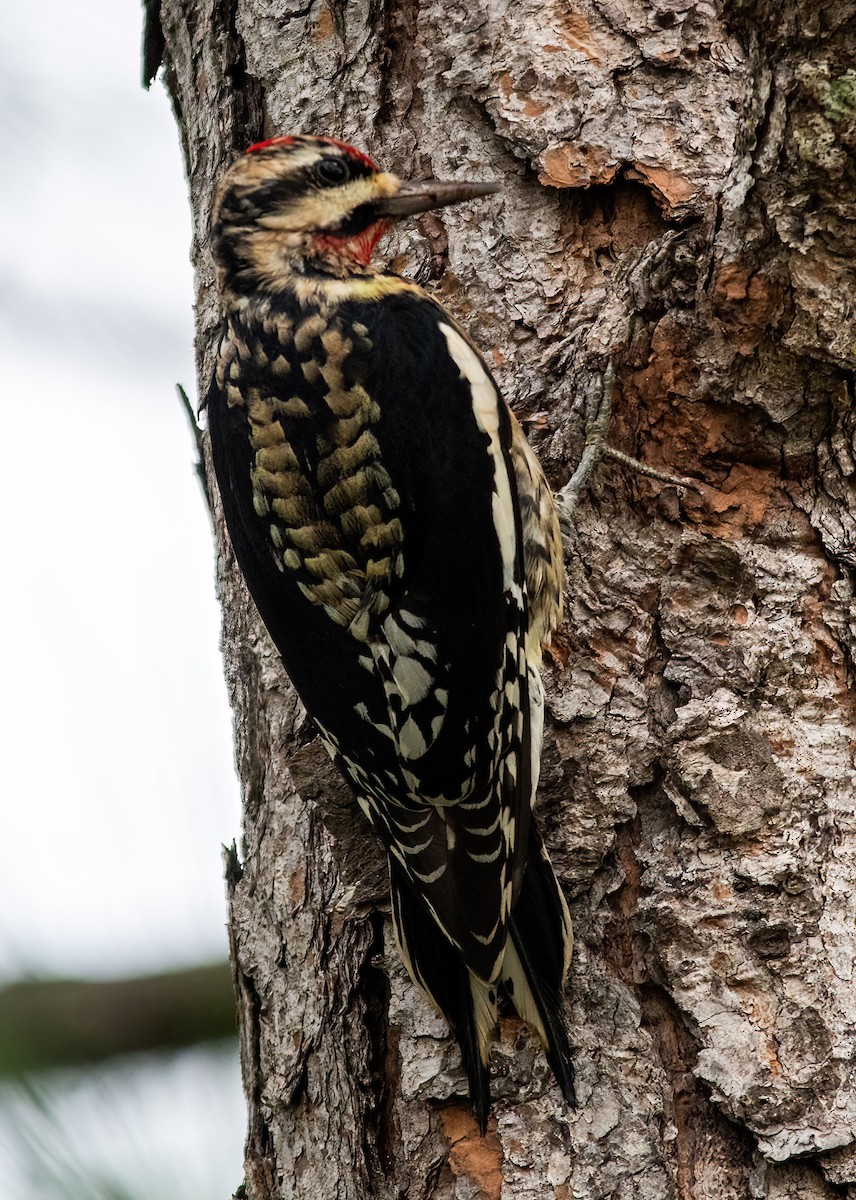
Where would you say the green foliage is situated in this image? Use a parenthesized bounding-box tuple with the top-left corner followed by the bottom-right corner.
(0, 964, 235, 1077)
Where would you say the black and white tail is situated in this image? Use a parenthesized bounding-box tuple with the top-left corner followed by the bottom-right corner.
(389, 825, 574, 1130)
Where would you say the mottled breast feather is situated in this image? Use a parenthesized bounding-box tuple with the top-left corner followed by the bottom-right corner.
(215, 304, 403, 635)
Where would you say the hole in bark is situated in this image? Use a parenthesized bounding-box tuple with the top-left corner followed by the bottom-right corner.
(561, 179, 670, 266)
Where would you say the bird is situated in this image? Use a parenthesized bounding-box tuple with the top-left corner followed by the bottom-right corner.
(206, 134, 575, 1129)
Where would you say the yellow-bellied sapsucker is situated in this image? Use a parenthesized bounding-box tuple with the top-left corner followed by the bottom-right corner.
(207, 135, 574, 1128)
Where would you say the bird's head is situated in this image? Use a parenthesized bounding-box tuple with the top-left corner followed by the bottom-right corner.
(210, 135, 499, 295)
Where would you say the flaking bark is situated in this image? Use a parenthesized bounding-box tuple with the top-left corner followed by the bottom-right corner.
(151, 0, 856, 1195)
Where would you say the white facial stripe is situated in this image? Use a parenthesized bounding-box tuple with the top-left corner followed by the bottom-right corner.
(439, 323, 517, 588)
(258, 172, 399, 234)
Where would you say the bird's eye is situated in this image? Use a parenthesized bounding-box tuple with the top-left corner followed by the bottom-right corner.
(314, 157, 350, 186)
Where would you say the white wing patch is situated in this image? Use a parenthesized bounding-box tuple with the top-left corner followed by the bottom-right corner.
(352, 609, 452, 785)
(439, 323, 517, 590)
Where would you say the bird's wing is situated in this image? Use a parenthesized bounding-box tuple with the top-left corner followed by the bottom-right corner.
(208, 290, 535, 979)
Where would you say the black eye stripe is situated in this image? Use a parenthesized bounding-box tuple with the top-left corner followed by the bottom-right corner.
(332, 202, 380, 237)
(217, 150, 377, 229)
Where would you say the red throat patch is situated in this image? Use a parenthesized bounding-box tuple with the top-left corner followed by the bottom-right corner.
(315, 220, 392, 267)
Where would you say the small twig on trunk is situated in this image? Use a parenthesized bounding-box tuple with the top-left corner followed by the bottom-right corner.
(557, 360, 702, 542)
(177, 382, 212, 513)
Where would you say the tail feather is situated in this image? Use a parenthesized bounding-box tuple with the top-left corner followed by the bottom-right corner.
(388, 824, 575, 1128)
(390, 861, 495, 1131)
(504, 825, 576, 1105)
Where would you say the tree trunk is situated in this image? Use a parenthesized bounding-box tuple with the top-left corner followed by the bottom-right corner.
(149, 0, 856, 1195)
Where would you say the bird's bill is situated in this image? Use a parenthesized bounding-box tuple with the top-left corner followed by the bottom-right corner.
(376, 179, 500, 218)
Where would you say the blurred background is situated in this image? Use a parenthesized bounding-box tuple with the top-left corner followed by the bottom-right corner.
(0, 1, 245, 1195)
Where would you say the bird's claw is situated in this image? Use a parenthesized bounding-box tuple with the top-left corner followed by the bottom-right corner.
(556, 359, 701, 537)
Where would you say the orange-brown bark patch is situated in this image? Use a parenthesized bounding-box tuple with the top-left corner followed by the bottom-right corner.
(605, 183, 669, 254)
(558, 10, 604, 63)
(712, 263, 785, 355)
(768, 732, 796, 754)
(564, 180, 668, 260)
(288, 865, 306, 906)
(544, 631, 572, 668)
(539, 142, 620, 188)
(440, 1105, 503, 1200)
(621, 319, 711, 475)
(626, 162, 699, 214)
(711, 878, 733, 902)
(496, 72, 548, 116)
(763, 1040, 784, 1076)
(622, 318, 780, 496)
(523, 96, 548, 116)
(687, 464, 780, 537)
(631, 317, 698, 403)
(314, 6, 335, 40)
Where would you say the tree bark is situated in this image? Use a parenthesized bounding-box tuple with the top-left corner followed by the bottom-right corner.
(149, 0, 856, 1195)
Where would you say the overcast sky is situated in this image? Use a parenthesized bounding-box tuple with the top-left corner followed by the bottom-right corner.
(0, 2, 245, 1193)
(0, 3, 241, 983)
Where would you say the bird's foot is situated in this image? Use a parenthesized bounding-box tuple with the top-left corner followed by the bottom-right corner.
(556, 360, 701, 537)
